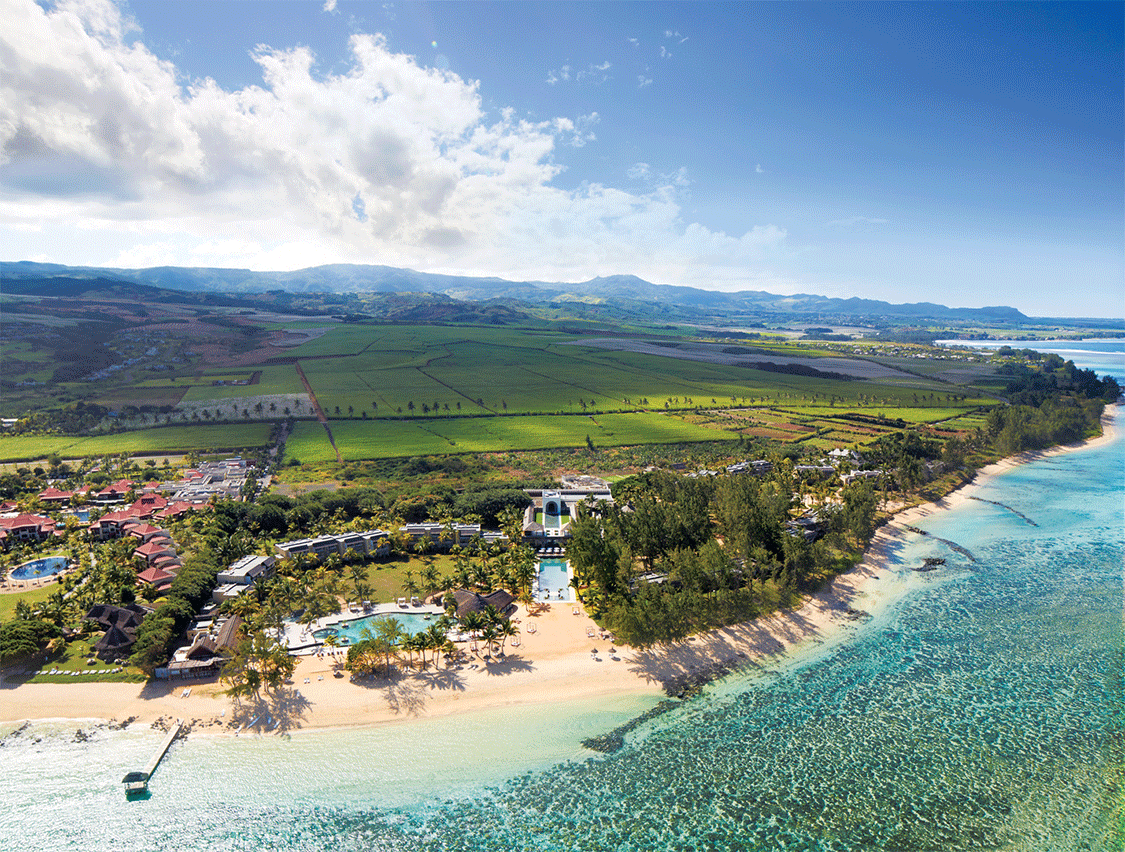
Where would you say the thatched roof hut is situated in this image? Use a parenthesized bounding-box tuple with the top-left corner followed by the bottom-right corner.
(452, 589, 516, 620)
(94, 624, 135, 658)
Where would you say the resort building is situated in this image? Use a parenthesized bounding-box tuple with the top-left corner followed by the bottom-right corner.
(134, 539, 177, 569)
(399, 522, 485, 550)
(274, 529, 390, 562)
(521, 488, 613, 540)
(158, 615, 242, 679)
(0, 513, 57, 545)
(725, 459, 774, 475)
(155, 501, 196, 520)
(839, 469, 885, 485)
(125, 522, 167, 543)
(94, 479, 134, 503)
(218, 554, 276, 586)
(136, 565, 175, 591)
(85, 603, 151, 660)
(37, 486, 75, 507)
(128, 493, 169, 518)
(167, 458, 254, 503)
(88, 509, 144, 540)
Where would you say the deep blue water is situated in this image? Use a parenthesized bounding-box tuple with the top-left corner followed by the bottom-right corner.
(2, 410, 1121, 851)
(10, 555, 68, 580)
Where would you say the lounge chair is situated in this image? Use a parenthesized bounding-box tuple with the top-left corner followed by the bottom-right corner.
(586, 627, 596, 638)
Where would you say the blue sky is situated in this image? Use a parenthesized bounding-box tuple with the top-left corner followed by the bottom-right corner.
(1, 0, 1121, 317)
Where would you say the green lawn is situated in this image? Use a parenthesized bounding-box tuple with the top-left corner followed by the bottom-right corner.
(0, 583, 54, 623)
(20, 635, 146, 683)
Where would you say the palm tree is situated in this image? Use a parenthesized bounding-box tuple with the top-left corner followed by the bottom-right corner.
(460, 610, 485, 656)
(479, 624, 497, 659)
(496, 619, 519, 655)
(426, 623, 447, 666)
(418, 561, 440, 597)
(402, 571, 420, 600)
(401, 632, 423, 668)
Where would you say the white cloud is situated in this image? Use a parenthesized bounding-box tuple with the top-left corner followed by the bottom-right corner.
(547, 61, 610, 86)
(638, 75, 653, 88)
(0, 0, 790, 289)
(322, 0, 337, 12)
(546, 64, 570, 85)
(627, 37, 638, 46)
(660, 45, 671, 59)
(756, 164, 764, 174)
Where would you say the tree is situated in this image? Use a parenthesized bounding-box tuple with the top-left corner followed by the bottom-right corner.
(221, 629, 295, 699)
(0, 619, 60, 665)
(460, 610, 485, 655)
(496, 619, 519, 654)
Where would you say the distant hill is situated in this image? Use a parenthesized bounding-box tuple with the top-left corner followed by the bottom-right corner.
(2, 260, 1030, 324)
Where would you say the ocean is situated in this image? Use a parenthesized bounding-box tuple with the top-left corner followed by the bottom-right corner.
(3, 348, 1122, 851)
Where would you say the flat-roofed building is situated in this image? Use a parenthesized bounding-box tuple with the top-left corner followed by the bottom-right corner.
(218, 554, 276, 586)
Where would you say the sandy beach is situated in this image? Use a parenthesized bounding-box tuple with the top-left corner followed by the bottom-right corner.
(2, 407, 1117, 735)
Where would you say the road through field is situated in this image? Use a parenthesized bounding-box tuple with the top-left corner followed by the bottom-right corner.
(294, 360, 342, 463)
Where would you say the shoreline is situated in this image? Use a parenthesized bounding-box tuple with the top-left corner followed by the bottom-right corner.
(2, 406, 1117, 737)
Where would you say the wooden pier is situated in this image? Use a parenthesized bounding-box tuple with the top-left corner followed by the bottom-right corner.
(123, 719, 182, 796)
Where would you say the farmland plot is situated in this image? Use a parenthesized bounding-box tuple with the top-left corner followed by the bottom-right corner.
(287, 412, 739, 462)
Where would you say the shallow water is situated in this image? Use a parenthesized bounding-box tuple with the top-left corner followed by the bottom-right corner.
(2, 414, 1121, 851)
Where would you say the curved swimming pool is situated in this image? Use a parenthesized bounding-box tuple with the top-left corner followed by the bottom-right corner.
(313, 611, 441, 644)
(10, 555, 69, 581)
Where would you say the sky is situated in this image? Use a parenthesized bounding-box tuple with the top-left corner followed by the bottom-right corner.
(1, 0, 1121, 317)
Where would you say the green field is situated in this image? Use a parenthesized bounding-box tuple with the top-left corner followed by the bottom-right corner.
(292, 325, 978, 422)
(0, 423, 272, 462)
(286, 411, 740, 462)
(180, 365, 303, 402)
(135, 372, 255, 388)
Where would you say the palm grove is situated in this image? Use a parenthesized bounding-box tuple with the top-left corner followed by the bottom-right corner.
(566, 467, 878, 648)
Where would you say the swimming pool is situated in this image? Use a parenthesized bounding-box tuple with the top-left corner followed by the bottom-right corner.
(535, 558, 573, 602)
(10, 556, 69, 581)
(313, 611, 442, 644)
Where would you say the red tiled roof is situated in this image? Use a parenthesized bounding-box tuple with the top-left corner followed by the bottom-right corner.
(134, 541, 174, 557)
(39, 487, 73, 501)
(156, 501, 194, 518)
(136, 566, 174, 585)
(98, 479, 134, 496)
(127, 523, 163, 537)
(0, 513, 54, 530)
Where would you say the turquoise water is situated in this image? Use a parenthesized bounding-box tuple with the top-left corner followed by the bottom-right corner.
(937, 338, 1125, 379)
(312, 611, 440, 643)
(536, 558, 574, 601)
(10, 555, 68, 580)
(1, 410, 1121, 850)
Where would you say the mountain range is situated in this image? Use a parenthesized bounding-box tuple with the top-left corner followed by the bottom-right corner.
(1, 260, 1029, 325)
